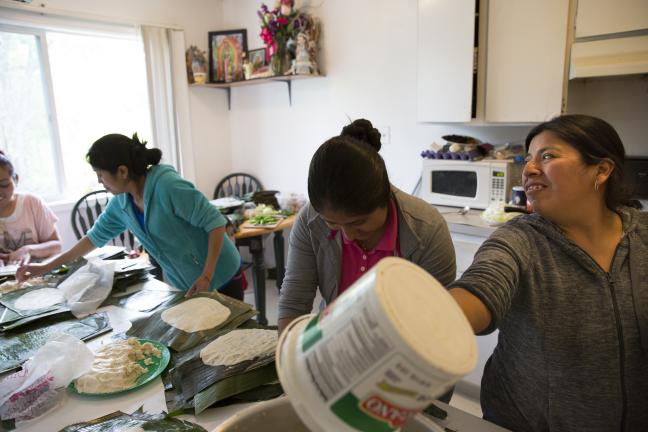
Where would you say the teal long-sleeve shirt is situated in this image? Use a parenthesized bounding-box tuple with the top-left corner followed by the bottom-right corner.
(87, 164, 240, 291)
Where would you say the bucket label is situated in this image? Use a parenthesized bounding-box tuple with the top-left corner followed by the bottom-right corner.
(301, 313, 323, 352)
(331, 392, 417, 432)
(303, 304, 392, 401)
(330, 355, 438, 432)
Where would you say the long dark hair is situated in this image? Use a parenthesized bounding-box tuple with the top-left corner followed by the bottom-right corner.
(0, 151, 17, 179)
(525, 114, 634, 210)
(308, 119, 391, 215)
(87, 133, 162, 179)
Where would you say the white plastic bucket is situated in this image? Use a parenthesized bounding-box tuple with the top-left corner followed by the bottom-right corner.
(276, 257, 477, 432)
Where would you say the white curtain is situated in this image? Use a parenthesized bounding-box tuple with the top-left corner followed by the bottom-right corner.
(141, 26, 196, 182)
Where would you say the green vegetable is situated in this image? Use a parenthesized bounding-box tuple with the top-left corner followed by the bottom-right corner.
(249, 215, 280, 226)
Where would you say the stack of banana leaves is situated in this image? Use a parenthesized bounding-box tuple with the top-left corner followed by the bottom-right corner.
(59, 408, 207, 432)
(166, 319, 282, 415)
(0, 312, 110, 374)
(126, 292, 257, 352)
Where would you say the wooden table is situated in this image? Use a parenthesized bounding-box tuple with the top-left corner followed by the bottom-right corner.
(234, 215, 295, 325)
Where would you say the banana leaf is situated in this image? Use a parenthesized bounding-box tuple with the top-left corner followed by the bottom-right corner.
(0, 308, 72, 331)
(126, 292, 257, 352)
(169, 320, 277, 400)
(102, 286, 184, 313)
(59, 407, 207, 432)
(0, 286, 68, 317)
(193, 362, 279, 414)
(0, 312, 110, 374)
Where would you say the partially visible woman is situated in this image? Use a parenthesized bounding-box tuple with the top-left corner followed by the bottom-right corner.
(449, 115, 648, 431)
(0, 151, 61, 265)
(17, 134, 243, 299)
(278, 119, 456, 333)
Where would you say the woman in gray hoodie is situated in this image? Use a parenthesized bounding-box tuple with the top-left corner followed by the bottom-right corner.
(450, 115, 647, 432)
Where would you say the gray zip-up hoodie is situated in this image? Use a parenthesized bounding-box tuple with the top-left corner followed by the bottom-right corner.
(451, 207, 648, 432)
(278, 187, 456, 319)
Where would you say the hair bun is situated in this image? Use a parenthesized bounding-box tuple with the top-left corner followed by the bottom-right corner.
(341, 119, 382, 152)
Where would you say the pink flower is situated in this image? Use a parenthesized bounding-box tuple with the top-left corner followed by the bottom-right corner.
(277, 16, 288, 25)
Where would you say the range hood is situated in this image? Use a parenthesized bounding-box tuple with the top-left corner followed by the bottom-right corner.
(570, 34, 648, 79)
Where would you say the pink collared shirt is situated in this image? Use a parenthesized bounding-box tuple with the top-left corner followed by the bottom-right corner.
(336, 198, 399, 295)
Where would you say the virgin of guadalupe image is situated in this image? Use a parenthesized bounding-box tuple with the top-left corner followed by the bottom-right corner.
(215, 37, 243, 82)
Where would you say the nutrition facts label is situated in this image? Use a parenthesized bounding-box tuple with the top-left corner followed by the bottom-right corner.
(304, 304, 393, 402)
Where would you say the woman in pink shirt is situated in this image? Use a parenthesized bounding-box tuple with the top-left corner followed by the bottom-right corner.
(278, 119, 456, 331)
(0, 152, 61, 265)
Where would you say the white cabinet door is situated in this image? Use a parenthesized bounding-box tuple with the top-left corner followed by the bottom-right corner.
(417, 0, 476, 122)
(575, 0, 648, 38)
(450, 232, 501, 389)
(485, 0, 569, 123)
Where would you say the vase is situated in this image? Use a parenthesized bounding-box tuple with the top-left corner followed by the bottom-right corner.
(271, 45, 290, 76)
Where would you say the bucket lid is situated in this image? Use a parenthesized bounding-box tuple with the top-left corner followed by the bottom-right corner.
(375, 258, 477, 376)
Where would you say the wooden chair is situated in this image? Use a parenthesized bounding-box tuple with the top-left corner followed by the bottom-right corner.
(71, 190, 138, 251)
(213, 173, 263, 199)
(71, 190, 163, 279)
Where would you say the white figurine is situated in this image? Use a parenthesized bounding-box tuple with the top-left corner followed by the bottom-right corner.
(293, 32, 314, 75)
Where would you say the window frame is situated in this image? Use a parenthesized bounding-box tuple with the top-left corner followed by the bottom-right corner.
(0, 14, 154, 203)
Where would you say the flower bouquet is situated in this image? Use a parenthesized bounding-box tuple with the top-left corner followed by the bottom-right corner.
(257, 0, 312, 76)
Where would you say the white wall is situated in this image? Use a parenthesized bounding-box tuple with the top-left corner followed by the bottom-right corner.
(221, 0, 533, 196)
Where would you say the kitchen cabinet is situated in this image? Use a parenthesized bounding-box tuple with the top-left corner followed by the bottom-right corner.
(485, 0, 569, 123)
(575, 0, 648, 38)
(416, 0, 476, 122)
(417, 0, 570, 123)
(451, 231, 499, 390)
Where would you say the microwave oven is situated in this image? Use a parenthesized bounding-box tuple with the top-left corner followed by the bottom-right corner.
(420, 159, 523, 209)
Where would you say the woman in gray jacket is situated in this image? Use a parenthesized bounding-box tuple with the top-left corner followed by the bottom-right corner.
(278, 119, 456, 332)
(450, 115, 648, 431)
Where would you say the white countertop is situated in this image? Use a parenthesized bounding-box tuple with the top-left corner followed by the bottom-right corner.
(435, 206, 497, 238)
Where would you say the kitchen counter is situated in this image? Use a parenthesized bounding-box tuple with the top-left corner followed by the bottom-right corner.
(435, 206, 498, 238)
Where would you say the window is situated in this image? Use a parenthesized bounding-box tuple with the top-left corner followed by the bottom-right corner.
(0, 23, 152, 201)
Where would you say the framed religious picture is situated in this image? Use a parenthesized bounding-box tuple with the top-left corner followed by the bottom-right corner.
(208, 29, 248, 83)
(247, 48, 267, 73)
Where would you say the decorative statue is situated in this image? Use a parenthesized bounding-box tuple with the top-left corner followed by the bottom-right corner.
(293, 32, 314, 75)
(185, 45, 208, 84)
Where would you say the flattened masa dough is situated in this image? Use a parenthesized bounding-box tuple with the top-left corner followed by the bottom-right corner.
(75, 338, 161, 394)
(161, 297, 231, 333)
(200, 329, 278, 367)
(14, 288, 64, 311)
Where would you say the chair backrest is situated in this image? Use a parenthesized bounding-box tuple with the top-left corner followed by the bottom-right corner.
(70, 190, 138, 251)
(213, 173, 264, 199)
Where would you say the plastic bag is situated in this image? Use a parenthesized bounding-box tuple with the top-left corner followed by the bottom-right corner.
(58, 259, 115, 318)
(0, 333, 94, 425)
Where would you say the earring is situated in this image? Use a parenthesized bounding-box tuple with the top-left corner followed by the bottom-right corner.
(594, 178, 600, 192)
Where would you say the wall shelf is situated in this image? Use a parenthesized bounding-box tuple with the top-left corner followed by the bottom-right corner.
(190, 74, 324, 110)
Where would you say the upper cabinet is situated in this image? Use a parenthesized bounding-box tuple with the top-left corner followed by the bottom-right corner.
(570, 0, 648, 79)
(575, 0, 648, 38)
(417, 0, 570, 124)
(416, 0, 476, 123)
(485, 0, 569, 123)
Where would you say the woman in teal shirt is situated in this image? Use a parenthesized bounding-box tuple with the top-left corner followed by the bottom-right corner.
(18, 133, 243, 299)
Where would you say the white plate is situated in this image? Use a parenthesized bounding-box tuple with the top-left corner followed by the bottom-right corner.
(210, 197, 245, 209)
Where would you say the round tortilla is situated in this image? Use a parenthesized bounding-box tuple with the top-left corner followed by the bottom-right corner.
(14, 288, 64, 311)
(161, 297, 231, 333)
(200, 329, 278, 367)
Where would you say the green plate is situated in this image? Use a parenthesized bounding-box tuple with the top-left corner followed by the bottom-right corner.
(68, 338, 170, 397)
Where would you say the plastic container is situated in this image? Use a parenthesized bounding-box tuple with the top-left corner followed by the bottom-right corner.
(214, 396, 446, 432)
(276, 257, 477, 432)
